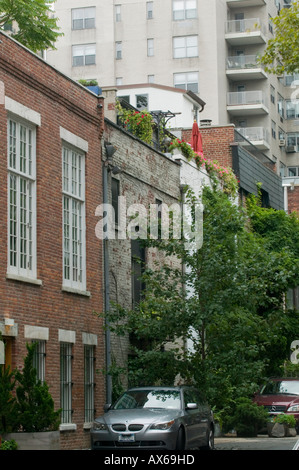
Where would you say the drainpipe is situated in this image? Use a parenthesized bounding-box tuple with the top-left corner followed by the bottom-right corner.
(103, 142, 116, 404)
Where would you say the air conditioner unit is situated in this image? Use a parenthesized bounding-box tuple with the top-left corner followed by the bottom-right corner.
(279, 139, 286, 147)
(286, 145, 296, 153)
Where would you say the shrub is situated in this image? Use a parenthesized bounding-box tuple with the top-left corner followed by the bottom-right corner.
(14, 343, 61, 432)
(273, 413, 296, 428)
(0, 439, 18, 450)
(0, 343, 61, 434)
(224, 397, 268, 437)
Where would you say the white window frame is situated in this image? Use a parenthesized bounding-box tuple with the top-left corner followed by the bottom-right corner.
(173, 35, 198, 58)
(115, 4, 121, 22)
(174, 71, 199, 93)
(61, 133, 86, 293)
(72, 44, 96, 67)
(7, 115, 37, 280)
(72, 7, 96, 30)
(116, 41, 122, 59)
(147, 1, 154, 19)
(173, 0, 197, 20)
(147, 38, 154, 57)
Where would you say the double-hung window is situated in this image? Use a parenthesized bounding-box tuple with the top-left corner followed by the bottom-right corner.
(174, 72, 198, 93)
(173, 36, 198, 58)
(72, 7, 96, 30)
(173, 0, 197, 20)
(7, 117, 37, 279)
(72, 44, 96, 66)
(62, 144, 86, 291)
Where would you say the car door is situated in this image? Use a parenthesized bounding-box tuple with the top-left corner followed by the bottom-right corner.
(194, 390, 211, 445)
(183, 389, 202, 447)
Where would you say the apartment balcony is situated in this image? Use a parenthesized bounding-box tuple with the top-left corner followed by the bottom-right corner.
(235, 126, 270, 150)
(225, 18, 267, 45)
(227, 0, 266, 7)
(226, 55, 267, 81)
(227, 91, 269, 115)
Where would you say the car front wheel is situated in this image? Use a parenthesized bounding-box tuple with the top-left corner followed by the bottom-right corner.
(199, 426, 214, 450)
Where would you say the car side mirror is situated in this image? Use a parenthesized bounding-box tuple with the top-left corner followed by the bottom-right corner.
(186, 403, 198, 410)
(103, 403, 111, 412)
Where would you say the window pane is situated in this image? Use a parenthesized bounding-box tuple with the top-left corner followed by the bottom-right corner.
(7, 119, 36, 276)
(186, 36, 197, 57)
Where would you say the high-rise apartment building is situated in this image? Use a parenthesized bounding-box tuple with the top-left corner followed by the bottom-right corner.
(47, 0, 299, 180)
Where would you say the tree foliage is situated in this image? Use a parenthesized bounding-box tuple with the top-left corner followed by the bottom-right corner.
(0, 0, 62, 52)
(103, 187, 299, 412)
(259, 1, 299, 74)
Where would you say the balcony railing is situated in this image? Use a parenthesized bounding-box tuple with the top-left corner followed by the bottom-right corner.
(227, 90, 268, 107)
(236, 126, 269, 143)
(225, 18, 266, 36)
(227, 55, 261, 70)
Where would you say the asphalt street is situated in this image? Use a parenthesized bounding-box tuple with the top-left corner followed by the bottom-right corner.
(215, 435, 299, 450)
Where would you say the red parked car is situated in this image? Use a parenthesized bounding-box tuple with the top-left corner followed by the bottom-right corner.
(253, 378, 299, 431)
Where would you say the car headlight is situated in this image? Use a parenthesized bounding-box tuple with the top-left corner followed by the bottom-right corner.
(92, 421, 108, 431)
(151, 420, 175, 430)
(287, 405, 299, 412)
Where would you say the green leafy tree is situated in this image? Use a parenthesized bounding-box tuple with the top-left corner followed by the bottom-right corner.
(0, 0, 62, 52)
(259, 1, 299, 74)
(103, 187, 299, 411)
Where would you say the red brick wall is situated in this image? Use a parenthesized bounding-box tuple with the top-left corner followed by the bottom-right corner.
(182, 125, 235, 167)
(0, 33, 105, 449)
(287, 186, 299, 214)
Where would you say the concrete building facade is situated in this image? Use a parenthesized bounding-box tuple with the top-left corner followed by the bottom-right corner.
(46, 0, 299, 194)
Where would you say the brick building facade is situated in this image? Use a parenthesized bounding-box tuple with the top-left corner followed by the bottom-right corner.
(0, 32, 105, 449)
(101, 116, 182, 393)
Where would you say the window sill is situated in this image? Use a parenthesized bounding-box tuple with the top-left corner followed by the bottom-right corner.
(59, 423, 77, 432)
(6, 273, 43, 286)
(62, 286, 91, 297)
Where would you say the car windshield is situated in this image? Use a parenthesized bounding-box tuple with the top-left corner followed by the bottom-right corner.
(112, 390, 181, 410)
(261, 380, 299, 396)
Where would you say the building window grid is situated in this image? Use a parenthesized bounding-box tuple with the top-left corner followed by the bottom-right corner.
(147, 1, 153, 19)
(173, 0, 197, 20)
(60, 342, 73, 424)
(116, 42, 122, 59)
(286, 100, 299, 119)
(147, 38, 154, 57)
(287, 133, 299, 151)
(288, 166, 299, 177)
(8, 118, 36, 278)
(173, 35, 198, 58)
(62, 146, 85, 290)
(72, 44, 96, 67)
(115, 5, 121, 22)
(174, 71, 198, 93)
(84, 345, 95, 423)
(72, 7, 96, 30)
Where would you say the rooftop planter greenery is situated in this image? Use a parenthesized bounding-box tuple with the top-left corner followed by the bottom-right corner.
(168, 138, 239, 197)
(116, 101, 154, 146)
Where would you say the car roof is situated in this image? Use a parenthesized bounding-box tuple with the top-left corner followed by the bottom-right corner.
(124, 386, 199, 393)
(267, 377, 299, 381)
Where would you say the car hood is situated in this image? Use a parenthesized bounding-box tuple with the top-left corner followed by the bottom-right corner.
(97, 408, 182, 425)
(254, 394, 299, 407)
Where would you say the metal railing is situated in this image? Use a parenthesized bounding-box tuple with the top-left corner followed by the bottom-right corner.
(235, 126, 269, 143)
(225, 18, 266, 36)
(227, 90, 268, 107)
(227, 54, 261, 70)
